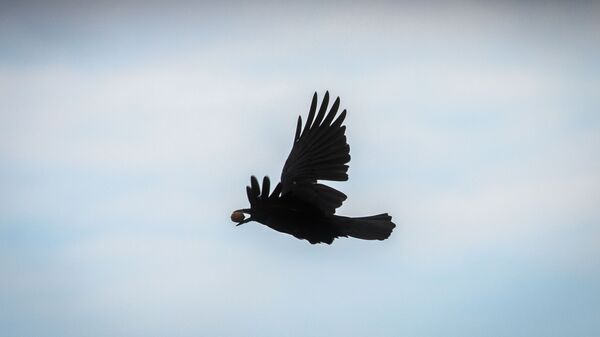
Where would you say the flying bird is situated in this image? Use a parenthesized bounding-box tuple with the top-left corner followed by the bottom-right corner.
(231, 92, 396, 244)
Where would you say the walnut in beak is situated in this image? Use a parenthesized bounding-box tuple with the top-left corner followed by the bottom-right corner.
(230, 211, 245, 222)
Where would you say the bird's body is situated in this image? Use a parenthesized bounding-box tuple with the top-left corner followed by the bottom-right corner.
(233, 92, 395, 244)
(246, 190, 341, 244)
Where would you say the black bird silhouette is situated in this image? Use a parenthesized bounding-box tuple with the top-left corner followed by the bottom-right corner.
(231, 92, 396, 244)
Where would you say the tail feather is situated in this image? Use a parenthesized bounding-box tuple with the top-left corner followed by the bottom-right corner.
(334, 213, 396, 241)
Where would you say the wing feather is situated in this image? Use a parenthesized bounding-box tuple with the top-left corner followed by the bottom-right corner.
(250, 176, 260, 197)
(279, 92, 351, 214)
(294, 116, 302, 141)
(261, 176, 270, 200)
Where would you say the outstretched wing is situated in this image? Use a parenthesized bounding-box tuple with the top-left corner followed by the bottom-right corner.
(246, 176, 281, 208)
(279, 92, 350, 214)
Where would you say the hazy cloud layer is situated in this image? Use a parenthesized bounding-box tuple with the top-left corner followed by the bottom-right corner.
(1, 2, 599, 337)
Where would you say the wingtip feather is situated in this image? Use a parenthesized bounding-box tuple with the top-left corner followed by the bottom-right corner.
(250, 176, 260, 197)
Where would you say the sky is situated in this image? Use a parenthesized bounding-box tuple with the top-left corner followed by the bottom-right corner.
(1, 1, 599, 336)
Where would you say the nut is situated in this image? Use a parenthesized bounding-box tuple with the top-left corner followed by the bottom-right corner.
(231, 211, 245, 222)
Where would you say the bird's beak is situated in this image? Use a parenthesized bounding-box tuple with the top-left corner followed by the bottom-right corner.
(236, 217, 253, 226)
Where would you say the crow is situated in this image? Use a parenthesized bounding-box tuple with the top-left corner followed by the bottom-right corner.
(231, 92, 396, 244)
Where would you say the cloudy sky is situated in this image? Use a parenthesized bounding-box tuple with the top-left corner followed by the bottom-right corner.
(1, 1, 599, 336)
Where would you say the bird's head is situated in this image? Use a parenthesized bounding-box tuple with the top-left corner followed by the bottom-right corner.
(231, 175, 281, 226)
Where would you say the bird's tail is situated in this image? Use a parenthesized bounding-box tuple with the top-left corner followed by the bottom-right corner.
(333, 213, 396, 241)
